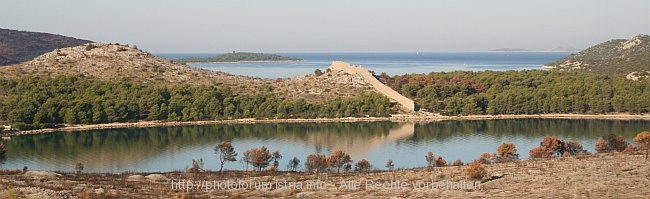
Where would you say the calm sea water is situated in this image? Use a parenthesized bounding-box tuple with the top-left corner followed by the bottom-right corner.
(2, 119, 647, 173)
(157, 52, 571, 79)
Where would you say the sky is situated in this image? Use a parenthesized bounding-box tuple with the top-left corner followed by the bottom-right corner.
(1, 0, 650, 53)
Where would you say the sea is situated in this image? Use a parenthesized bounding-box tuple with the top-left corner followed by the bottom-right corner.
(157, 52, 572, 79)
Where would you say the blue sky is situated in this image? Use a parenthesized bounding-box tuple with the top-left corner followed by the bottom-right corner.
(2, 0, 649, 53)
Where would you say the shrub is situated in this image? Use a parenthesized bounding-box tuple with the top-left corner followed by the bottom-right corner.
(287, 157, 301, 171)
(435, 156, 447, 167)
(328, 150, 352, 173)
(385, 159, 394, 171)
(595, 133, 629, 153)
(314, 69, 324, 76)
(75, 162, 84, 174)
(529, 146, 552, 158)
(496, 143, 519, 162)
(531, 136, 588, 158)
(305, 154, 328, 173)
(464, 160, 487, 180)
(267, 165, 278, 172)
(215, 141, 238, 172)
(452, 159, 463, 166)
(355, 159, 372, 172)
(565, 141, 587, 156)
(243, 147, 275, 171)
(633, 131, 650, 159)
(540, 135, 565, 156)
(479, 153, 493, 164)
(187, 158, 204, 174)
(623, 145, 637, 155)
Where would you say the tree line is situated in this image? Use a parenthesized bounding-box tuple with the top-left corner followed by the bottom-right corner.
(0, 76, 393, 130)
(379, 70, 650, 115)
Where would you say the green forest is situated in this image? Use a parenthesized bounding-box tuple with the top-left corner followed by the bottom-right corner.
(0, 76, 392, 130)
(379, 70, 650, 115)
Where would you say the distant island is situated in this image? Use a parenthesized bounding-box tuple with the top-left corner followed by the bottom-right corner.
(173, 52, 302, 64)
(490, 48, 528, 52)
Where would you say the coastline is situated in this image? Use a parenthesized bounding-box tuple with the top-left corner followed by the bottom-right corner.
(8, 113, 650, 137)
(184, 60, 303, 64)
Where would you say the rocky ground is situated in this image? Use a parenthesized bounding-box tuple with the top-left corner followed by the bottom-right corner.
(1, 153, 648, 198)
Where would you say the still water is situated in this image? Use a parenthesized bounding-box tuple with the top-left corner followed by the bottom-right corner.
(1, 119, 647, 173)
(158, 52, 571, 79)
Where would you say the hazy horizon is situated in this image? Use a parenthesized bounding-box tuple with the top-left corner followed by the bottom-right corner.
(2, 0, 650, 53)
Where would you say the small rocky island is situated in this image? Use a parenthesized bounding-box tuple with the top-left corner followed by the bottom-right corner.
(173, 52, 302, 64)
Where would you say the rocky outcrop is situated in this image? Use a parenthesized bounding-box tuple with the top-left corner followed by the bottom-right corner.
(328, 61, 415, 112)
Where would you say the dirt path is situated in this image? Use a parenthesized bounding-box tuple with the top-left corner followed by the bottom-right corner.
(1, 153, 648, 198)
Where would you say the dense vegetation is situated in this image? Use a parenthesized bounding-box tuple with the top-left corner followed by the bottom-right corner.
(379, 70, 650, 115)
(0, 76, 392, 130)
(0, 28, 91, 66)
(544, 34, 650, 75)
(173, 52, 302, 64)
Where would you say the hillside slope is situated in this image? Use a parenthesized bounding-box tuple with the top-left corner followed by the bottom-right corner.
(544, 34, 650, 78)
(0, 43, 386, 104)
(0, 28, 91, 66)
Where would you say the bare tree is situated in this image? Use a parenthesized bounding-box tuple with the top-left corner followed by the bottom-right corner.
(215, 141, 238, 172)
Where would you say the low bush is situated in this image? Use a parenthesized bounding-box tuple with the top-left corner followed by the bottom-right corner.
(595, 133, 629, 153)
(464, 160, 487, 180)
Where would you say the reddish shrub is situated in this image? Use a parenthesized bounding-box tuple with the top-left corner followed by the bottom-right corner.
(355, 159, 372, 172)
(595, 133, 629, 153)
(529, 146, 552, 159)
(464, 160, 487, 180)
(633, 131, 650, 159)
(435, 156, 447, 167)
(496, 143, 518, 162)
(452, 159, 463, 166)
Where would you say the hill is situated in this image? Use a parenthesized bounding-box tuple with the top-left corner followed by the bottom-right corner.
(544, 34, 650, 78)
(0, 42, 394, 106)
(173, 52, 302, 64)
(0, 28, 91, 66)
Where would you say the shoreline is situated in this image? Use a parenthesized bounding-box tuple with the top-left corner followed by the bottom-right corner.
(184, 60, 303, 64)
(6, 113, 650, 137)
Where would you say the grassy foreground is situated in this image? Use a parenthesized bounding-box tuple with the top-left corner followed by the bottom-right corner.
(0, 153, 648, 198)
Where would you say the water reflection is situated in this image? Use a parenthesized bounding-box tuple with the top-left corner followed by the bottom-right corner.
(1, 119, 648, 172)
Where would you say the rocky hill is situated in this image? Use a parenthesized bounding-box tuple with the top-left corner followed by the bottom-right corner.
(0, 43, 394, 105)
(0, 28, 91, 66)
(0, 43, 264, 87)
(544, 34, 650, 79)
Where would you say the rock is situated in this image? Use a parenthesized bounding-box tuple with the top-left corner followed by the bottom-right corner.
(145, 174, 169, 182)
(23, 171, 62, 179)
(127, 175, 145, 182)
(94, 188, 105, 195)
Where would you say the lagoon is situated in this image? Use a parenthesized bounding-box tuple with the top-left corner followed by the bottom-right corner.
(1, 119, 647, 173)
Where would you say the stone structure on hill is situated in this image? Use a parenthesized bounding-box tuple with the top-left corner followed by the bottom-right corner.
(328, 61, 415, 112)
